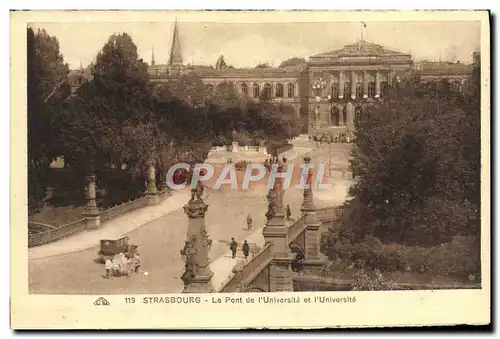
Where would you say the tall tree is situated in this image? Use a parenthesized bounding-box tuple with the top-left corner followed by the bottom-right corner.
(346, 70, 480, 247)
(27, 27, 69, 211)
(62, 33, 153, 175)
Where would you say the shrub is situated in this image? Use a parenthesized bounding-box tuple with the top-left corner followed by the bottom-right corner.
(352, 268, 397, 291)
(325, 230, 480, 280)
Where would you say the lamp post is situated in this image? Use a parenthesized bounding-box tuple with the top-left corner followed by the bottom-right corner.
(327, 139, 332, 177)
(311, 78, 326, 132)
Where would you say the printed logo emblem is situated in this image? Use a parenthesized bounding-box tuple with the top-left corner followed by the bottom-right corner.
(94, 297, 110, 306)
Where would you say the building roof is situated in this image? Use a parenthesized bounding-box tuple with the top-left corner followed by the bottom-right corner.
(310, 40, 411, 59)
(149, 63, 307, 79)
(415, 61, 474, 76)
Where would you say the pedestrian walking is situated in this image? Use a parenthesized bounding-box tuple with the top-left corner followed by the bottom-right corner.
(246, 214, 253, 230)
(230, 237, 238, 259)
(242, 240, 250, 260)
(132, 253, 142, 273)
(104, 258, 114, 278)
(286, 205, 292, 220)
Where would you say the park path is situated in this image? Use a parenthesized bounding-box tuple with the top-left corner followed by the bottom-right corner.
(28, 190, 191, 260)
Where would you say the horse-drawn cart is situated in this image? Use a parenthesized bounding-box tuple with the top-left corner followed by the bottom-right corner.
(96, 236, 138, 263)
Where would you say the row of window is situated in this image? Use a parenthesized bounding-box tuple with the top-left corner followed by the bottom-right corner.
(205, 82, 296, 98)
(330, 82, 390, 99)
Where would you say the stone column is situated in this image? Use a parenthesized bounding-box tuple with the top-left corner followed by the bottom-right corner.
(147, 161, 159, 205)
(263, 163, 293, 292)
(375, 71, 381, 98)
(299, 156, 324, 274)
(83, 174, 101, 229)
(363, 71, 369, 99)
(158, 168, 168, 192)
(388, 70, 395, 85)
(351, 71, 356, 98)
(181, 190, 214, 293)
(338, 71, 344, 99)
(346, 101, 355, 132)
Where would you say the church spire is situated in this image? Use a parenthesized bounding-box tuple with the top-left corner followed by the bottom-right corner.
(168, 19, 183, 66)
(151, 45, 156, 66)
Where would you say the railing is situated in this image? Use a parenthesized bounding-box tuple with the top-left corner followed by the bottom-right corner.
(100, 196, 149, 223)
(28, 218, 87, 248)
(316, 205, 344, 221)
(28, 221, 58, 233)
(286, 214, 307, 245)
(220, 243, 273, 292)
(28, 191, 170, 248)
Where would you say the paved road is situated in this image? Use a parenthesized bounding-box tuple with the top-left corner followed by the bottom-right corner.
(28, 139, 352, 294)
(28, 187, 306, 294)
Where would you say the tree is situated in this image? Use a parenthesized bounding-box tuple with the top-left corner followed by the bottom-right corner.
(255, 62, 271, 68)
(344, 68, 480, 247)
(62, 33, 153, 176)
(154, 73, 207, 107)
(279, 57, 307, 68)
(27, 27, 69, 211)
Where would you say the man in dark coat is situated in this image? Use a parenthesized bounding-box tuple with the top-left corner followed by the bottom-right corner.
(229, 238, 238, 259)
(242, 240, 250, 260)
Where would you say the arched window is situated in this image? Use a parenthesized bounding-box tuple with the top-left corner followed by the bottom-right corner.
(287, 83, 295, 98)
(275, 83, 284, 98)
(343, 83, 351, 99)
(355, 83, 363, 98)
(368, 82, 376, 98)
(263, 83, 272, 100)
(252, 84, 260, 98)
(241, 83, 248, 96)
(330, 107, 340, 126)
(331, 83, 339, 98)
(204, 83, 214, 94)
(380, 82, 389, 97)
(451, 81, 460, 92)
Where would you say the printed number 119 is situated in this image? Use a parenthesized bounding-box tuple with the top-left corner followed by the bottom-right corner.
(125, 297, 135, 304)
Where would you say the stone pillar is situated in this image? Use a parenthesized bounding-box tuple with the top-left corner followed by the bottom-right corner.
(351, 71, 356, 98)
(263, 163, 293, 292)
(299, 156, 325, 274)
(346, 101, 355, 131)
(375, 71, 381, 98)
(147, 161, 159, 205)
(388, 70, 395, 85)
(338, 71, 344, 99)
(158, 168, 168, 192)
(231, 141, 239, 153)
(181, 190, 214, 293)
(363, 71, 369, 99)
(83, 174, 101, 229)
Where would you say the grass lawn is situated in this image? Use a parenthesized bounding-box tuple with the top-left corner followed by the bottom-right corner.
(28, 205, 87, 227)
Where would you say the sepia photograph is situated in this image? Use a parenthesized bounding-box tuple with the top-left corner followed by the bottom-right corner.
(11, 10, 490, 329)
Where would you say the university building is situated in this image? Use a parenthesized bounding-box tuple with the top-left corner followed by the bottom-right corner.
(69, 21, 472, 136)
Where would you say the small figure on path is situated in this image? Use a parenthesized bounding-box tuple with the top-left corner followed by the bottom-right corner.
(242, 240, 250, 260)
(282, 155, 287, 163)
(230, 237, 238, 259)
(246, 213, 253, 230)
(132, 253, 142, 273)
(291, 252, 305, 274)
(104, 258, 114, 278)
(286, 205, 292, 220)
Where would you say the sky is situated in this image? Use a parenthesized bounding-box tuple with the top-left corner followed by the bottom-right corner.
(30, 20, 481, 70)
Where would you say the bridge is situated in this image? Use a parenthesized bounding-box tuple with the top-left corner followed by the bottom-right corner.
(179, 156, 344, 293)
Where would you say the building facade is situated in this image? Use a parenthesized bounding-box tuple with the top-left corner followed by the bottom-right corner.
(146, 22, 476, 135)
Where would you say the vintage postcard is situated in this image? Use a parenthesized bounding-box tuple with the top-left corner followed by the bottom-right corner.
(11, 10, 490, 329)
